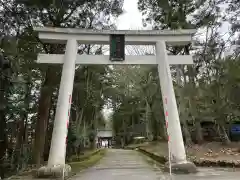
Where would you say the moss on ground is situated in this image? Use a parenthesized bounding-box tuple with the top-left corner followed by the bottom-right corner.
(8, 149, 106, 179)
(69, 149, 106, 174)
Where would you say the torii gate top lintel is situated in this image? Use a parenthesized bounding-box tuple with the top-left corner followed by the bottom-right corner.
(35, 27, 196, 65)
(34, 27, 196, 45)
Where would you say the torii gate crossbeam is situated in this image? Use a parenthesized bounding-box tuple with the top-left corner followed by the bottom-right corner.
(34, 27, 197, 178)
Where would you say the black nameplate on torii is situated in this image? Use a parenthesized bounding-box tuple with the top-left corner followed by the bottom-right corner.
(109, 34, 125, 61)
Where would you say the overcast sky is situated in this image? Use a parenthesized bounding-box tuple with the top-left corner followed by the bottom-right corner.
(115, 0, 237, 54)
(116, 0, 143, 30)
(117, 0, 231, 37)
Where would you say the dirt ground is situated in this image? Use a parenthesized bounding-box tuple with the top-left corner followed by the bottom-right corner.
(133, 141, 240, 163)
(187, 142, 240, 161)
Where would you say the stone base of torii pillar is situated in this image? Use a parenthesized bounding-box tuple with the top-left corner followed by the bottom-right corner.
(36, 164, 71, 178)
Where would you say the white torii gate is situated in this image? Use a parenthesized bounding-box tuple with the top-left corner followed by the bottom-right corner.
(34, 27, 197, 178)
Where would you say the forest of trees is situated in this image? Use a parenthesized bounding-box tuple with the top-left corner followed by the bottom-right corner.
(0, 0, 123, 178)
(111, 0, 240, 145)
(0, 0, 239, 179)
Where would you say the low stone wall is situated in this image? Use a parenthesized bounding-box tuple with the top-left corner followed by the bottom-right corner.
(191, 158, 240, 168)
(138, 147, 240, 168)
(138, 148, 167, 164)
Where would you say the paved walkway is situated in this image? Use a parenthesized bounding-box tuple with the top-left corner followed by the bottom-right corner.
(10, 149, 240, 179)
(71, 149, 240, 180)
(70, 149, 163, 180)
(175, 167, 240, 180)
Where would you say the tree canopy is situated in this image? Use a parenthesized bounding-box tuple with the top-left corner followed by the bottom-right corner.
(0, 0, 240, 178)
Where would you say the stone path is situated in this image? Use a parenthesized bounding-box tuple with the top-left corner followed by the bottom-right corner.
(174, 167, 240, 180)
(70, 149, 240, 180)
(70, 149, 163, 180)
(8, 149, 240, 180)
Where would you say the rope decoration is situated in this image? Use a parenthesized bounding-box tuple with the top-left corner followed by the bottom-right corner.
(164, 96, 172, 176)
(66, 94, 72, 144)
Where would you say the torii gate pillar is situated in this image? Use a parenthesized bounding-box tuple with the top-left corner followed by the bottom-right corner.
(156, 41, 197, 173)
(35, 27, 197, 178)
(37, 39, 78, 178)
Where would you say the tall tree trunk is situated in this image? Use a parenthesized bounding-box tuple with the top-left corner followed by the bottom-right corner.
(11, 120, 24, 171)
(0, 72, 9, 179)
(158, 116, 168, 141)
(178, 98, 193, 145)
(145, 101, 152, 140)
(0, 77, 4, 178)
(0, 112, 7, 179)
(83, 119, 86, 148)
(181, 119, 192, 145)
(11, 82, 31, 170)
(122, 119, 126, 148)
(218, 123, 231, 145)
(195, 120, 204, 144)
(43, 94, 56, 161)
(176, 66, 193, 145)
(43, 124, 50, 162)
(76, 109, 84, 134)
(33, 68, 56, 166)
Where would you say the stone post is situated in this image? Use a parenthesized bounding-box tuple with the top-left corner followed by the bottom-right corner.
(37, 39, 78, 178)
(156, 41, 197, 174)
